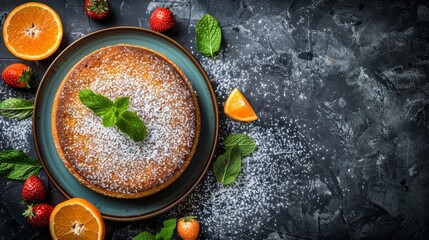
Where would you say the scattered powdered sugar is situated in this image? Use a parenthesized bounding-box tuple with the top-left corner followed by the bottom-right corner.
(0, 118, 33, 151)
(171, 117, 317, 237)
(55, 45, 197, 194)
(166, 41, 322, 237)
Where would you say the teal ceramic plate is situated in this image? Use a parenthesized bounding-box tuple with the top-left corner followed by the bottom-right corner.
(33, 27, 218, 221)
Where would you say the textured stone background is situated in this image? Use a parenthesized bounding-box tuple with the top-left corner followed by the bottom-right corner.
(1, 0, 429, 239)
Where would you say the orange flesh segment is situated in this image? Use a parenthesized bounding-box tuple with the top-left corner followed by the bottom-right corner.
(52, 205, 99, 239)
(3, 3, 62, 60)
(50, 198, 104, 240)
(224, 88, 258, 122)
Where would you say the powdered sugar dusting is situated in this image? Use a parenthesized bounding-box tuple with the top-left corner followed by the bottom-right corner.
(167, 32, 322, 236)
(171, 117, 317, 236)
(0, 118, 32, 151)
(54, 45, 198, 195)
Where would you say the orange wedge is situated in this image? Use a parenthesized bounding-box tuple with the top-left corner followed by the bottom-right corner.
(49, 198, 105, 240)
(224, 88, 258, 122)
(3, 2, 63, 60)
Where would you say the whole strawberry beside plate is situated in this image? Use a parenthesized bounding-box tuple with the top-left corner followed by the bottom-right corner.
(22, 175, 46, 202)
(150, 8, 176, 32)
(1, 63, 32, 89)
(23, 203, 54, 227)
(177, 216, 200, 240)
(85, 0, 110, 20)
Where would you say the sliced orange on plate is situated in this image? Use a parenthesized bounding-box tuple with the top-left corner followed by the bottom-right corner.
(3, 2, 63, 60)
(224, 88, 258, 122)
(49, 198, 105, 240)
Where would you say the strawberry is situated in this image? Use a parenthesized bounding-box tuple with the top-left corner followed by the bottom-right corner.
(149, 8, 176, 32)
(1, 63, 32, 88)
(23, 203, 54, 227)
(177, 216, 200, 240)
(22, 176, 46, 202)
(85, 0, 110, 20)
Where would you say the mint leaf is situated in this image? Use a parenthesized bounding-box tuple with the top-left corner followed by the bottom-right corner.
(133, 231, 155, 240)
(0, 150, 42, 181)
(196, 14, 222, 58)
(156, 218, 176, 240)
(162, 218, 177, 229)
(114, 97, 130, 112)
(134, 218, 176, 240)
(116, 111, 147, 142)
(157, 228, 174, 240)
(223, 133, 256, 156)
(79, 89, 113, 116)
(0, 98, 34, 120)
(102, 110, 119, 127)
(213, 146, 242, 185)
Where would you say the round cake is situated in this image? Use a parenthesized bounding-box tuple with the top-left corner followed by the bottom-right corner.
(52, 44, 200, 199)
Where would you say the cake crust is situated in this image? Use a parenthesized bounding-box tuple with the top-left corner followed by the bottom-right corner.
(52, 44, 200, 199)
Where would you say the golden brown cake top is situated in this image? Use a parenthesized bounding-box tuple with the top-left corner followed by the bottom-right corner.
(53, 44, 199, 197)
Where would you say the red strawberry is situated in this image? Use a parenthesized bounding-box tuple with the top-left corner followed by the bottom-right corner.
(22, 176, 46, 202)
(149, 8, 176, 32)
(23, 203, 54, 227)
(85, 0, 110, 20)
(1, 63, 32, 88)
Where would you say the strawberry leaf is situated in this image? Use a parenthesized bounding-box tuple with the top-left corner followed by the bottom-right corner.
(88, 0, 109, 14)
(17, 67, 33, 89)
(22, 204, 35, 218)
(182, 215, 197, 222)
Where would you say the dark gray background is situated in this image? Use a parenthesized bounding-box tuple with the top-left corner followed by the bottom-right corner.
(1, 0, 429, 239)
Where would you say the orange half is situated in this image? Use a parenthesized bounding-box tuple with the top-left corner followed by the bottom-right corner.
(224, 88, 258, 122)
(49, 198, 105, 240)
(3, 2, 63, 60)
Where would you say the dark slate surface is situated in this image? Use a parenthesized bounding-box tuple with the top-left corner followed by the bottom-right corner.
(1, 0, 429, 239)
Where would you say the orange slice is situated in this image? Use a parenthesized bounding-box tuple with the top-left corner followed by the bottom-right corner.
(224, 88, 258, 122)
(3, 2, 63, 60)
(49, 198, 105, 240)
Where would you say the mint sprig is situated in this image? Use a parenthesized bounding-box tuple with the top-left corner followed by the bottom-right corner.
(213, 133, 257, 185)
(196, 14, 222, 59)
(0, 150, 42, 181)
(133, 218, 177, 240)
(79, 89, 146, 142)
